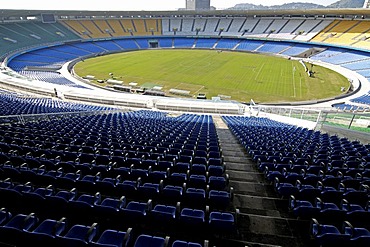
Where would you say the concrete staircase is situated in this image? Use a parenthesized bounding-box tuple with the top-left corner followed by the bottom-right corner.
(213, 116, 312, 247)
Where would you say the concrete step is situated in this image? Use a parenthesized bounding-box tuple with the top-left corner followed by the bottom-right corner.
(215, 121, 306, 247)
(230, 180, 276, 197)
(224, 156, 252, 163)
(233, 194, 291, 217)
(238, 214, 308, 247)
(218, 134, 239, 140)
(227, 170, 264, 183)
(218, 135, 240, 141)
(226, 162, 259, 172)
(222, 149, 248, 157)
(212, 115, 229, 129)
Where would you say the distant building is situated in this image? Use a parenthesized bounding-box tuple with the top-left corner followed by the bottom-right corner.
(186, 0, 211, 10)
(364, 0, 370, 8)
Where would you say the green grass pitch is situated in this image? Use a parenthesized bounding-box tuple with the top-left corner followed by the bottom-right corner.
(74, 49, 350, 103)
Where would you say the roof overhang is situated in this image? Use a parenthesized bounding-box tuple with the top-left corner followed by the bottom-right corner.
(0, 8, 370, 19)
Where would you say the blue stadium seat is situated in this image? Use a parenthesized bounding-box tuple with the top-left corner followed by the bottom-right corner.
(68, 192, 101, 220)
(137, 182, 162, 200)
(95, 196, 126, 219)
(209, 211, 236, 233)
(0, 213, 39, 245)
(95, 176, 121, 195)
(121, 200, 152, 225)
(208, 165, 224, 176)
(0, 208, 12, 225)
(133, 234, 169, 247)
(90, 228, 132, 247)
(208, 190, 232, 209)
(46, 188, 77, 217)
(169, 173, 188, 186)
(180, 208, 205, 227)
(25, 217, 67, 244)
(343, 221, 370, 246)
(150, 203, 179, 227)
(188, 175, 207, 189)
(340, 199, 370, 229)
(208, 176, 228, 190)
(116, 180, 138, 198)
(57, 222, 98, 247)
(191, 164, 207, 175)
(162, 185, 183, 202)
(172, 240, 203, 247)
(22, 184, 55, 212)
(185, 188, 206, 207)
(310, 218, 350, 246)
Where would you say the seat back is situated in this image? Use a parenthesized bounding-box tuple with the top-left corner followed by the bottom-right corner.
(133, 234, 167, 247)
(92, 228, 132, 247)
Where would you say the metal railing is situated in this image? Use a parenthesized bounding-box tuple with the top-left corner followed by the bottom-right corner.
(249, 105, 322, 129)
(249, 105, 370, 142)
(250, 105, 370, 132)
(320, 111, 370, 133)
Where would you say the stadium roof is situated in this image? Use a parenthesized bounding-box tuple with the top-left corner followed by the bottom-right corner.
(1, 8, 370, 19)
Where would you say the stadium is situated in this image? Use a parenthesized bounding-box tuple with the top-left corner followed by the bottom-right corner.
(0, 1, 370, 247)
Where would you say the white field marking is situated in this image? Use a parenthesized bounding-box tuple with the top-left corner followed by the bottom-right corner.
(291, 62, 296, 98)
(176, 82, 204, 93)
(254, 63, 265, 81)
(194, 85, 205, 95)
(178, 61, 212, 68)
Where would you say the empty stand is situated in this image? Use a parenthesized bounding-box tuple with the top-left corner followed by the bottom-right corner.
(0, 21, 80, 59)
(0, 95, 369, 247)
(311, 20, 370, 50)
(0, 110, 244, 246)
(221, 115, 370, 247)
(1, 12, 370, 247)
(60, 19, 162, 38)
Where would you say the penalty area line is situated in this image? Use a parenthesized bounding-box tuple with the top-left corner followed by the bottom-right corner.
(194, 85, 205, 95)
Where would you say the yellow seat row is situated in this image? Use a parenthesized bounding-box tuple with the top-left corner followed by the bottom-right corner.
(60, 19, 162, 39)
(311, 20, 370, 50)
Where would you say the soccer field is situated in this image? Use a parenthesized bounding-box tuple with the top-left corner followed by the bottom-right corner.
(74, 49, 350, 103)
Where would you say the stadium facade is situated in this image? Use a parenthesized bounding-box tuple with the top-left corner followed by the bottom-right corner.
(1, 8, 370, 113)
(0, 8, 369, 247)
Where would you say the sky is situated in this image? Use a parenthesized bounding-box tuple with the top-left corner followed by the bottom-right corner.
(0, 0, 340, 11)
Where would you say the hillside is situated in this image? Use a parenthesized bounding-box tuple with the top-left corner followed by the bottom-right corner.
(327, 0, 364, 8)
(228, 0, 365, 10)
(229, 2, 324, 10)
